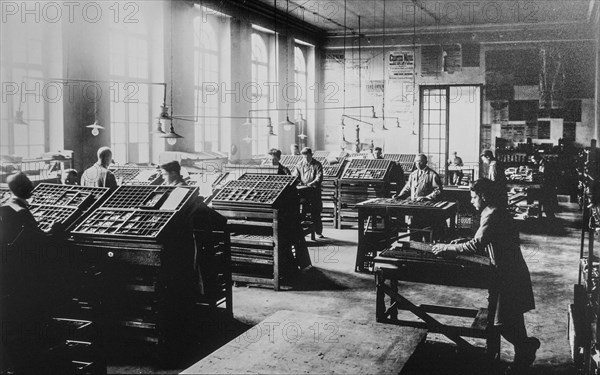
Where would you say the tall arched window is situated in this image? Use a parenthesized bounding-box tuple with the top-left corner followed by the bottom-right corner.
(110, 20, 152, 164)
(250, 30, 273, 155)
(194, 14, 221, 152)
(1, 21, 47, 158)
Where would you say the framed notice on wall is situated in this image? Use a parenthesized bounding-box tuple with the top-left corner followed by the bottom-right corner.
(443, 44, 461, 73)
(388, 50, 415, 79)
(421, 45, 442, 76)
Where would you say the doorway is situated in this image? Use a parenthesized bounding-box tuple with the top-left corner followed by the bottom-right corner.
(420, 85, 481, 182)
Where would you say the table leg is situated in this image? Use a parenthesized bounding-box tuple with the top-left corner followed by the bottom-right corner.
(390, 279, 398, 321)
(356, 210, 365, 272)
(486, 292, 501, 362)
(375, 271, 386, 322)
(379, 282, 475, 350)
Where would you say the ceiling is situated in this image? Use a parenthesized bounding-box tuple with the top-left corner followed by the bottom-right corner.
(253, 0, 594, 36)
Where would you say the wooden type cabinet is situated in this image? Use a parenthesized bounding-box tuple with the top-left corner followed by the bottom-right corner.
(321, 178, 339, 228)
(337, 159, 394, 229)
(65, 187, 232, 364)
(214, 207, 299, 291)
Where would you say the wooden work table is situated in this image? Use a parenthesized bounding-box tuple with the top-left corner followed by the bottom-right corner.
(373, 243, 499, 362)
(355, 198, 458, 272)
(181, 310, 427, 374)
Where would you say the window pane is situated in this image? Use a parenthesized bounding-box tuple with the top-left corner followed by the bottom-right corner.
(114, 144, 127, 163)
(113, 122, 127, 140)
(138, 123, 149, 143)
(14, 124, 28, 146)
(138, 143, 149, 163)
(29, 121, 44, 144)
(129, 122, 139, 143)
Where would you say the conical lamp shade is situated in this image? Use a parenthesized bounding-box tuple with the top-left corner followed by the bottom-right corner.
(160, 124, 183, 139)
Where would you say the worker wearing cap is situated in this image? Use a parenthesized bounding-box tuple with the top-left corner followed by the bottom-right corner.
(291, 147, 324, 238)
(1, 172, 68, 373)
(0, 172, 63, 244)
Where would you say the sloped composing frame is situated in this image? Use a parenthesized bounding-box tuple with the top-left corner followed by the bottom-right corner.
(279, 155, 303, 169)
(30, 205, 79, 231)
(71, 185, 198, 239)
(100, 185, 195, 211)
(0, 187, 10, 205)
(71, 209, 176, 238)
(238, 174, 298, 185)
(313, 151, 330, 158)
(110, 166, 161, 185)
(323, 160, 348, 178)
(30, 184, 109, 207)
(212, 180, 290, 206)
(384, 154, 415, 172)
(371, 197, 449, 208)
(341, 159, 393, 181)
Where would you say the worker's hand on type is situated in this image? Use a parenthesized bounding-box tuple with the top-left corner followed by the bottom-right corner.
(432, 243, 457, 258)
(415, 196, 428, 202)
(450, 237, 471, 245)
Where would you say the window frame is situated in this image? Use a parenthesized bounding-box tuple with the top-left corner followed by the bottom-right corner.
(193, 11, 223, 152)
(109, 21, 153, 164)
(250, 28, 275, 156)
(1, 27, 49, 158)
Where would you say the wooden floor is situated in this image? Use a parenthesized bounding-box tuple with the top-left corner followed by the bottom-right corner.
(181, 310, 427, 374)
(109, 200, 582, 374)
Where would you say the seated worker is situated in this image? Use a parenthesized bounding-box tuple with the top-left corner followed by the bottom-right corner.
(530, 152, 558, 220)
(433, 178, 539, 374)
(267, 148, 291, 175)
(448, 151, 464, 185)
(291, 147, 324, 238)
(81, 146, 118, 189)
(394, 153, 443, 241)
(1, 172, 69, 374)
(159, 160, 188, 186)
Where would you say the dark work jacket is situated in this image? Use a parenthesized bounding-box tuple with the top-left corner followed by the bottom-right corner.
(0, 197, 63, 318)
(488, 160, 506, 184)
(163, 176, 188, 187)
(451, 205, 535, 325)
(277, 163, 291, 176)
